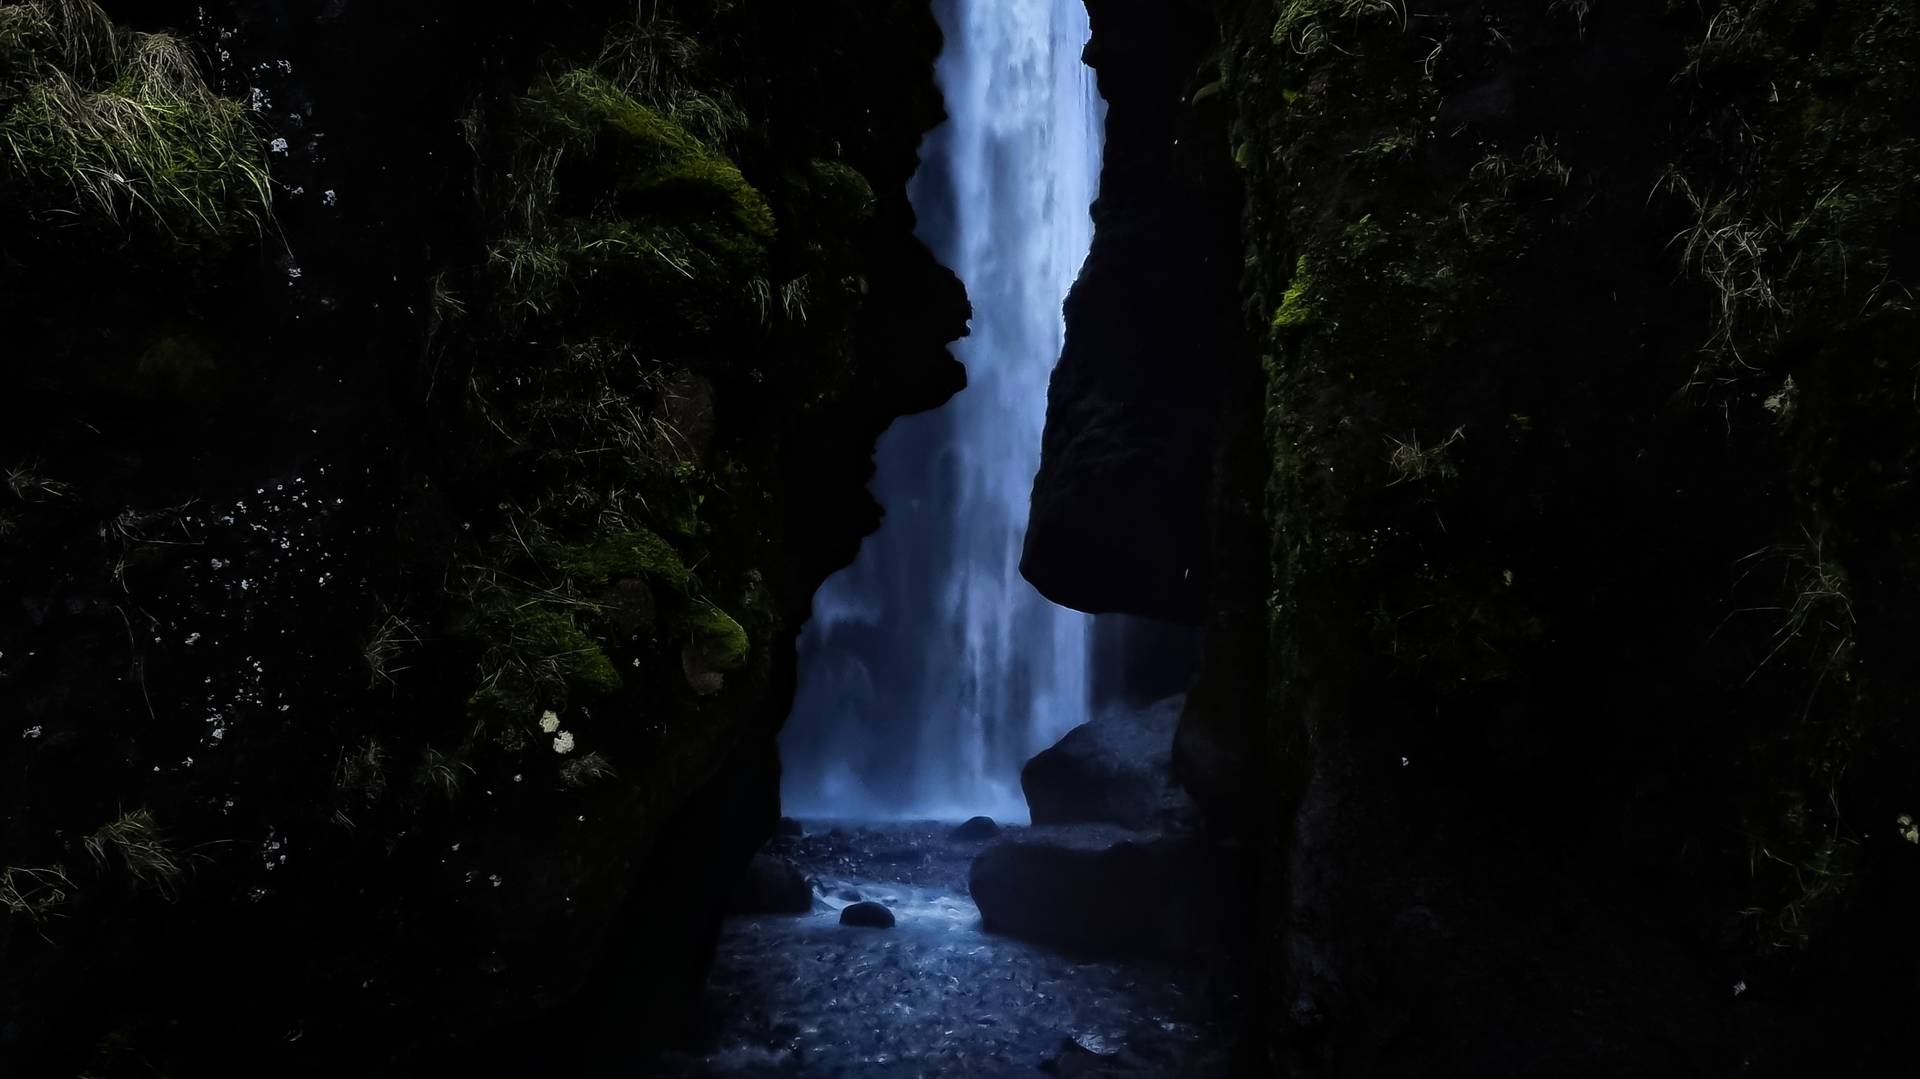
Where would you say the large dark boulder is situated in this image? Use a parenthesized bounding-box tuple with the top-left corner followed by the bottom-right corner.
(968, 826, 1223, 959)
(1022, 696, 1186, 830)
(726, 853, 813, 915)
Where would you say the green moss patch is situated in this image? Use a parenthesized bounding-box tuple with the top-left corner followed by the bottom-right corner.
(685, 601, 748, 674)
(544, 528, 689, 590)
(1271, 255, 1318, 332)
(518, 68, 773, 274)
(514, 604, 622, 698)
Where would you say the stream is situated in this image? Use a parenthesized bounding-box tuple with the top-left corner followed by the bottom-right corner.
(651, 822, 1229, 1078)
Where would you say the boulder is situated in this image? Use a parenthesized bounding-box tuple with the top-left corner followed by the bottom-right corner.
(774, 816, 804, 837)
(726, 853, 812, 915)
(950, 815, 1001, 840)
(1021, 696, 1187, 830)
(839, 901, 895, 929)
(968, 825, 1222, 959)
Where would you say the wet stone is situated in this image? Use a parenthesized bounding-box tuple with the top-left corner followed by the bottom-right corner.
(839, 900, 896, 928)
(951, 815, 1002, 840)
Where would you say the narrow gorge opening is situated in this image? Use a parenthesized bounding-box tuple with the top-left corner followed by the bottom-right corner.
(663, 3, 1233, 1075)
(779, 0, 1105, 824)
(11, 0, 1909, 1074)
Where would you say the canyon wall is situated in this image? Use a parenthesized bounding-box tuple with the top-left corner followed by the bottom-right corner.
(1030, 0, 1919, 1073)
(0, 1, 962, 1073)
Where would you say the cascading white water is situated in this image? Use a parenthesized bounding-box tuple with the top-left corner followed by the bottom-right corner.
(779, 0, 1104, 822)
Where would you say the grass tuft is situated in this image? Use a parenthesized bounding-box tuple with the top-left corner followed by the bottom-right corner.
(84, 808, 185, 898)
(415, 747, 474, 801)
(560, 751, 618, 789)
(0, 3, 271, 239)
(1, 864, 75, 920)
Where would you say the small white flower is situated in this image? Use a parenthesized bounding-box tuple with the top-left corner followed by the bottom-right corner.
(538, 710, 561, 734)
(1732, 980, 1747, 997)
(21, 726, 42, 740)
(552, 730, 576, 755)
(1899, 814, 1918, 845)
(269, 137, 289, 154)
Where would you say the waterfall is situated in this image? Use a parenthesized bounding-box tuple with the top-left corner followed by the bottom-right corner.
(779, 0, 1104, 822)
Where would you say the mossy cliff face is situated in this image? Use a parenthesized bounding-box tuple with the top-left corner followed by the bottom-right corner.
(0, 1, 962, 1074)
(1046, 0, 1916, 1073)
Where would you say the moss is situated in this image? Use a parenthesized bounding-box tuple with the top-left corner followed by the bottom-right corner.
(802, 158, 875, 224)
(1342, 214, 1386, 257)
(492, 218, 733, 313)
(518, 68, 773, 274)
(523, 68, 703, 158)
(1271, 254, 1318, 332)
(545, 528, 689, 590)
(467, 666, 539, 722)
(626, 154, 775, 267)
(483, 600, 622, 700)
(685, 601, 748, 674)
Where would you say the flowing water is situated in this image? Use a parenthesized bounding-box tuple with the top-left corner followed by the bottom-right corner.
(779, 0, 1105, 822)
(651, 823, 1228, 1078)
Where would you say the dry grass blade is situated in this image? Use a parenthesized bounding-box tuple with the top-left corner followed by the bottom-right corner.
(1, 864, 76, 920)
(84, 808, 186, 898)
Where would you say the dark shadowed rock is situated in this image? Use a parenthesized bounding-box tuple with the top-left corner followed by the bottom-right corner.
(727, 853, 813, 915)
(775, 816, 804, 837)
(968, 825, 1222, 959)
(1022, 696, 1187, 830)
(1020, 0, 1245, 624)
(839, 901, 896, 929)
(951, 815, 1001, 840)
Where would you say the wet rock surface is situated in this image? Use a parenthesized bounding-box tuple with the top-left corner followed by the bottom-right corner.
(951, 815, 1002, 840)
(1022, 696, 1188, 830)
(839, 901, 897, 928)
(969, 825, 1225, 961)
(652, 822, 1227, 1078)
(728, 853, 813, 916)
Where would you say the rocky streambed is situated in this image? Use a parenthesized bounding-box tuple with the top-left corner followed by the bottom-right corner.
(648, 821, 1231, 1078)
